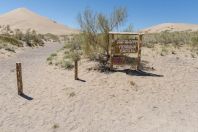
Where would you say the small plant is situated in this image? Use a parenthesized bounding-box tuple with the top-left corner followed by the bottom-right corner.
(47, 56, 53, 61)
(52, 124, 59, 129)
(61, 60, 74, 69)
(130, 81, 136, 86)
(69, 92, 76, 97)
(51, 53, 57, 57)
(160, 45, 168, 56)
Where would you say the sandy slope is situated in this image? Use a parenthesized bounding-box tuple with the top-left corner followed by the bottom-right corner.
(0, 44, 198, 132)
(0, 8, 79, 35)
(141, 23, 198, 33)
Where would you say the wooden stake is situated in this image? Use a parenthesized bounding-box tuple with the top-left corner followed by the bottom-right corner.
(137, 35, 143, 70)
(110, 34, 114, 70)
(16, 63, 23, 95)
(74, 60, 78, 80)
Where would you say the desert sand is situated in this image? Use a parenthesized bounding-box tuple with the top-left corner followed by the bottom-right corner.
(0, 8, 79, 35)
(141, 23, 198, 33)
(0, 43, 198, 132)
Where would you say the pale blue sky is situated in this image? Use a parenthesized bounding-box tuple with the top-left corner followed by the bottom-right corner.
(0, 0, 198, 30)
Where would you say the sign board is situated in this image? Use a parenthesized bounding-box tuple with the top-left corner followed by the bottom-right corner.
(109, 32, 143, 70)
(112, 56, 125, 65)
(112, 39, 138, 54)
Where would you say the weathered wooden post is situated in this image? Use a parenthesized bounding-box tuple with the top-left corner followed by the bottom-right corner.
(137, 34, 143, 70)
(16, 63, 23, 95)
(74, 60, 78, 80)
(110, 34, 114, 70)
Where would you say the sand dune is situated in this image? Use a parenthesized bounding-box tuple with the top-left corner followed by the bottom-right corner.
(140, 23, 198, 33)
(0, 8, 79, 35)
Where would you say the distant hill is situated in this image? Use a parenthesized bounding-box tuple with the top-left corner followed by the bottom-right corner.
(0, 8, 79, 35)
(140, 23, 198, 33)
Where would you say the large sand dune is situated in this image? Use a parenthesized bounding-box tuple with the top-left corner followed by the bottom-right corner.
(141, 23, 198, 33)
(0, 8, 79, 35)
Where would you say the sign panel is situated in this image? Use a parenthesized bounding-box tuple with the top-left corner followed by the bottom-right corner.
(112, 39, 138, 54)
(112, 56, 125, 65)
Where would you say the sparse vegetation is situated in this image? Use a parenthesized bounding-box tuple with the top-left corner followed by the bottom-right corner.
(143, 31, 198, 56)
(0, 35, 23, 47)
(52, 124, 59, 129)
(78, 7, 129, 65)
(44, 33, 60, 42)
(61, 60, 74, 69)
(47, 35, 82, 69)
(69, 92, 76, 97)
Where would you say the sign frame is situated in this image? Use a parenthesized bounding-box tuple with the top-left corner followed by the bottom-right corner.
(109, 32, 143, 70)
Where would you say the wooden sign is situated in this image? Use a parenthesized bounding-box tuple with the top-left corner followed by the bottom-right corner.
(112, 56, 125, 65)
(109, 32, 143, 70)
(112, 39, 138, 54)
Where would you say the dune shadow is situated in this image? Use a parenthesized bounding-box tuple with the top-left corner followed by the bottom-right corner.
(20, 93, 33, 100)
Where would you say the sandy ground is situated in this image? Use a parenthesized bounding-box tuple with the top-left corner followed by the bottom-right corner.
(0, 43, 198, 132)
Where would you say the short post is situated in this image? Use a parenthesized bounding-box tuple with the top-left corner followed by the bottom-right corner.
(16, 63, 23, 95)
(74, 60, 78, 80)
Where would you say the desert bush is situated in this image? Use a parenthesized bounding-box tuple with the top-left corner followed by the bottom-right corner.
(191, 36, 198, 51)
(0, 35, 23, 47)
(24, 29, 44, 47)
(143, 31, 198, 51)
(61, 60, 74, 69)
(44, 33, 60, 42)
(14, 29, 23, 40)
(78, 7, 128, 64)
(47, 35, 82, 69)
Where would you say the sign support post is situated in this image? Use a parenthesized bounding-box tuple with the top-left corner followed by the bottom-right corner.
(137, 34, 143, 70)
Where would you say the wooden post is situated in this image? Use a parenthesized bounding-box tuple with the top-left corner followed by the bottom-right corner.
(110, 34, 114, 70)
(16, 63, 23, 95)
(74, 60, 78, 80)
(137, 34, 143, 70)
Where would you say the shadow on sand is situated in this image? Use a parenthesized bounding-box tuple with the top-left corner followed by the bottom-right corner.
(20, 93, 33, 100)
(76, 78, 86, 82)
(109, 57, 164, 77)
(111, 69, 163, 77)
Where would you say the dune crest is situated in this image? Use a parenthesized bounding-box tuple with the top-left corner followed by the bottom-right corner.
(141, 23, 198, 33)
(0, 8, 79, 35)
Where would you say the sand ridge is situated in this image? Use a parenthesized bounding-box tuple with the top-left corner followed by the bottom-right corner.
(140, 23, 198, 33)
(0, 8, 79, 35)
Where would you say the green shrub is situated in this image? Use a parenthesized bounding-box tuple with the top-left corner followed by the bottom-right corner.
(143, 31, 197, 47)
(61, 60, 74, 69)
(0, 35, 23, 47)
(191, 37, 198, 51)
(50, 53, 57, 57)
(24, 29, 44, 47)
(47, 56, 53, 61)
(44, 33, 60, 42)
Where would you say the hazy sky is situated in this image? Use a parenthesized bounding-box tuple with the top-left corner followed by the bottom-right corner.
(0, 0, 198, 30)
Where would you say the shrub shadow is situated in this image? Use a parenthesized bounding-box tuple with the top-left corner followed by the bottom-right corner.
(112, 69, 163, 77)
